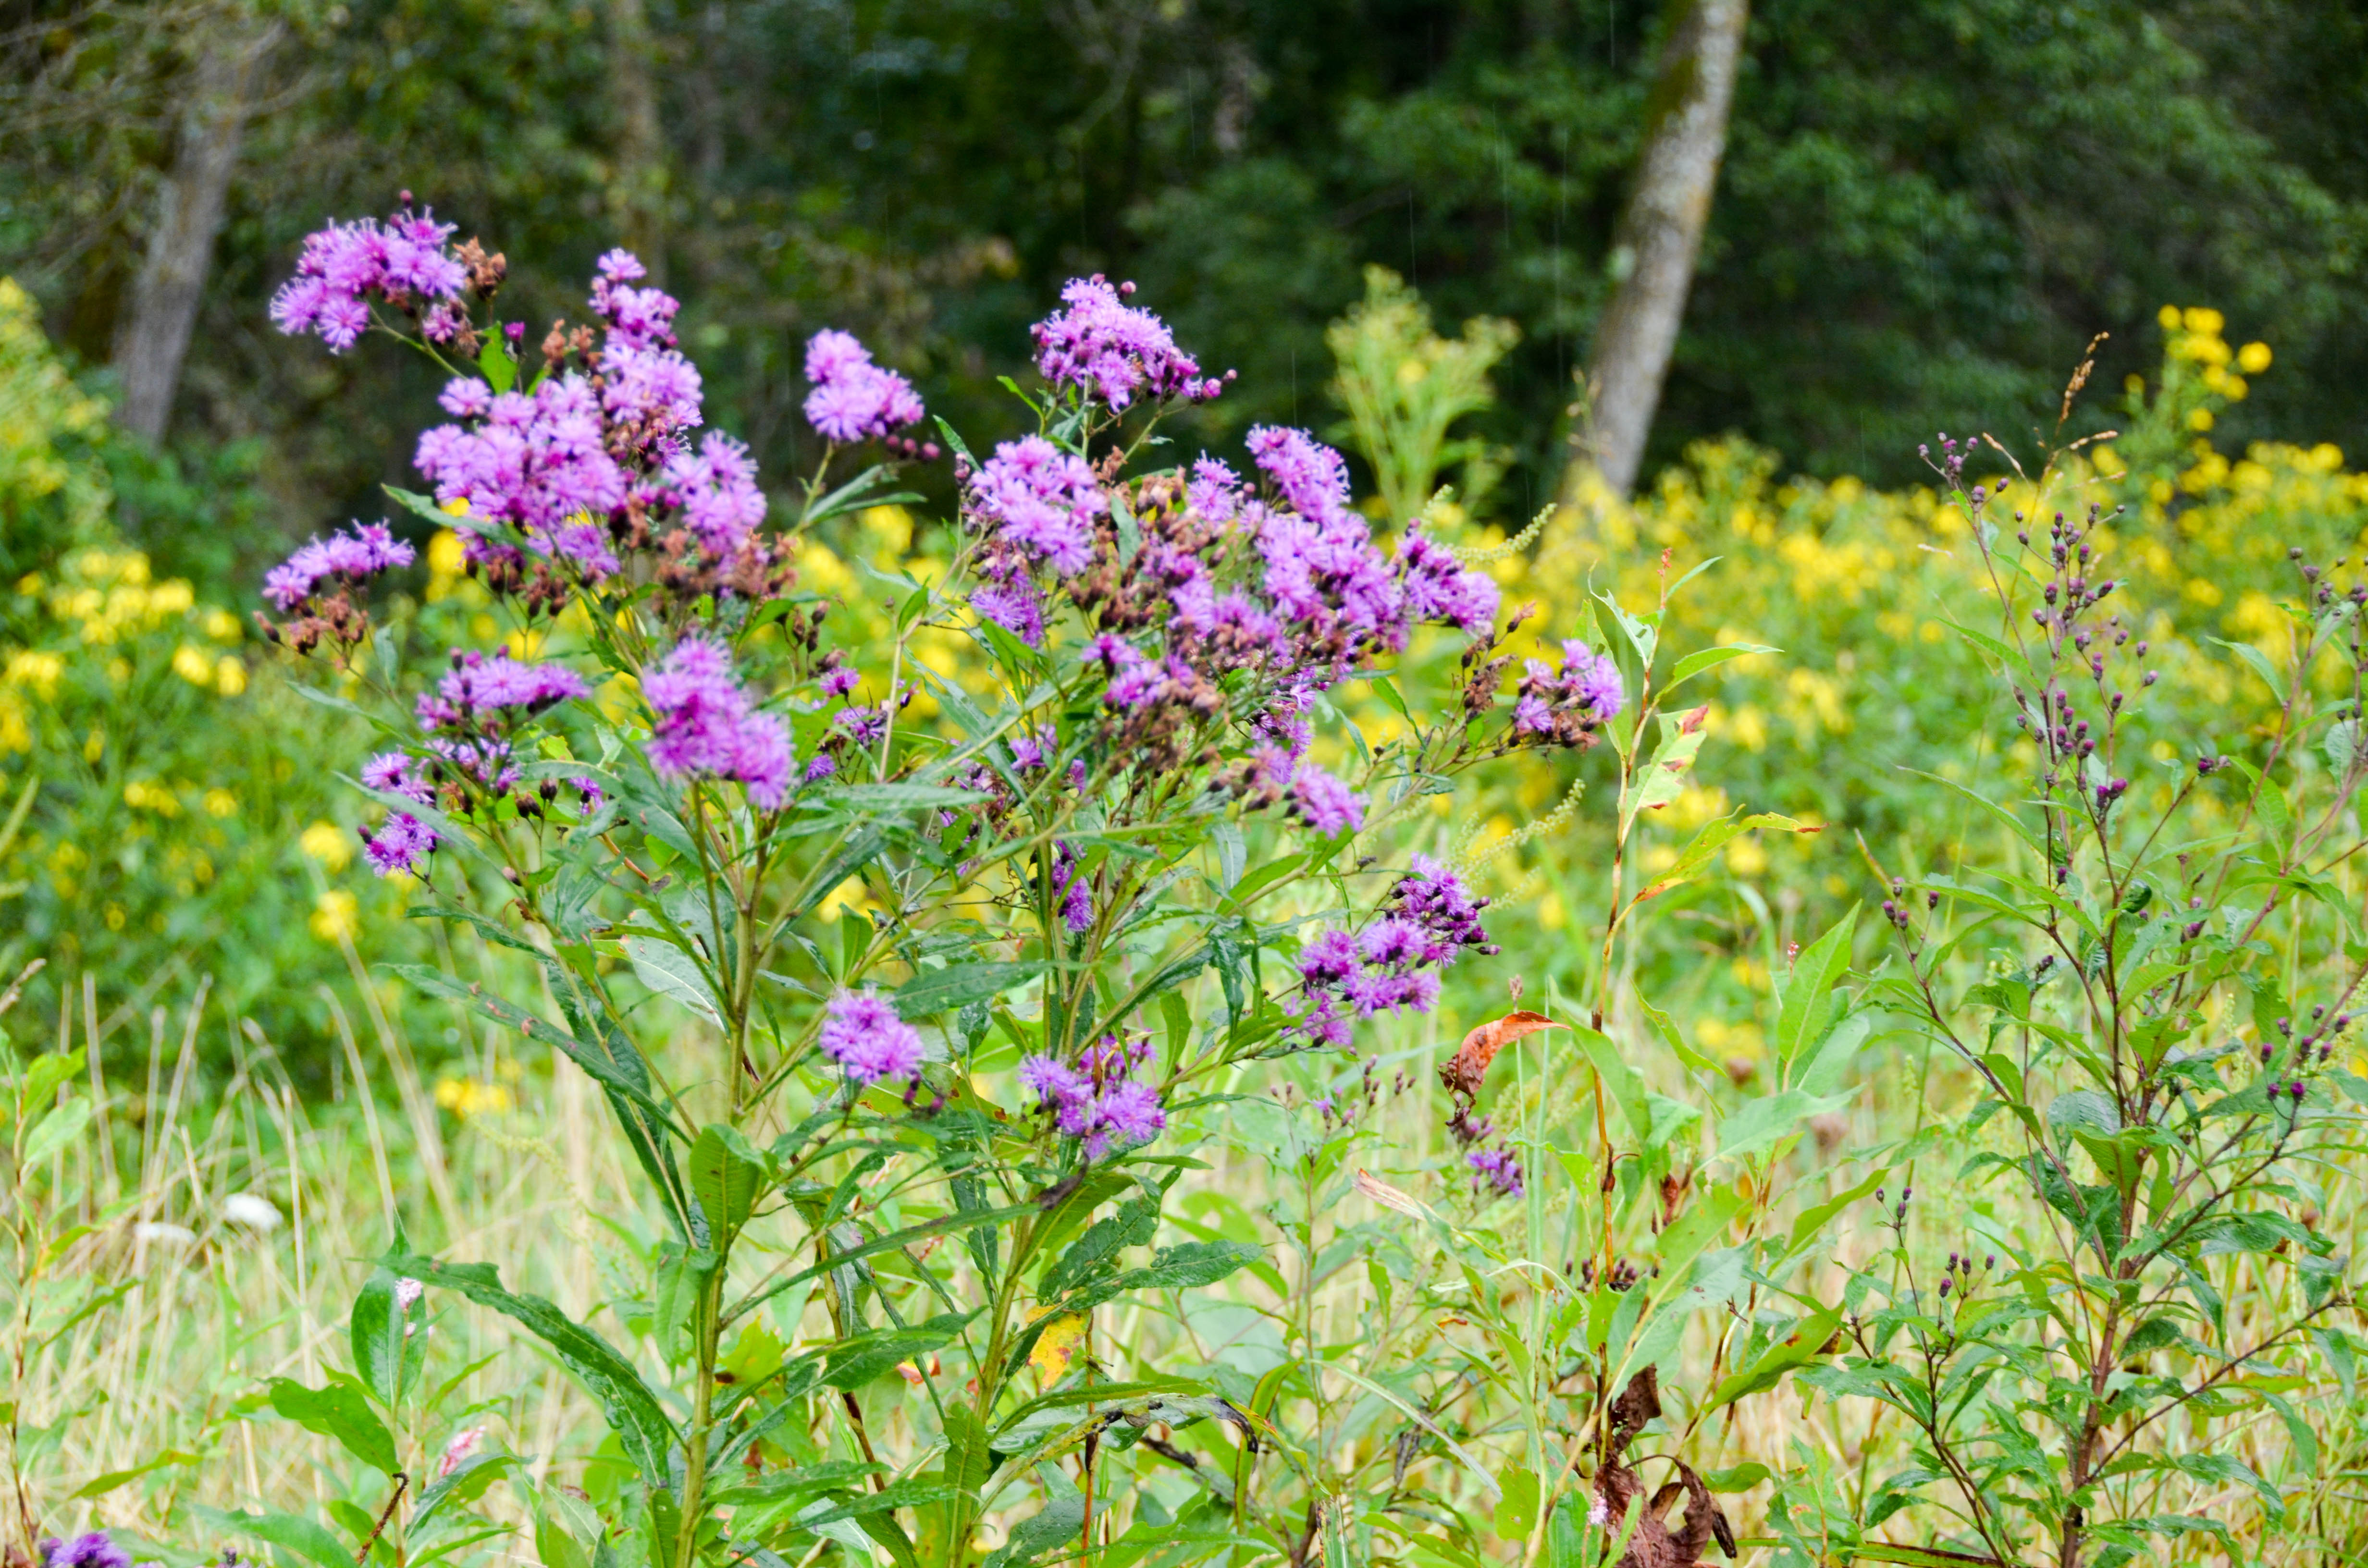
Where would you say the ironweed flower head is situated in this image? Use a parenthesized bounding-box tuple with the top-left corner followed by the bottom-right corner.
(1293, 858, 1493, 1048)
(264, 522, 416, 611)
(644, 637, 795, 808)
(1289, 765, 1366, 834)
(41, 1534, 134, 1568)
(1021, 1036, 1166, 1160)
(1468, 1146, 1523, 1197)
(968, 435, 1106, 576)
(820, 989, 925, 1083)
(803, 329, 926, 442)
(1032, 276, 1222, 409)
(1513, 639, 1624, 747)
(271, 205, 469, 352)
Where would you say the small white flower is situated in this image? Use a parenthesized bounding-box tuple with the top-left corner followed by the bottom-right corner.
(221, 1192, 283, 1231)
(1587, 1493, 1611, 1529)
(135, 1221, 197, 1246)
(437, 1425, 485, 1478)
(394, 1276, 425, 1311)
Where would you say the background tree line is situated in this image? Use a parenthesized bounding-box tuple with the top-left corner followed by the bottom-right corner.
(3, 0, 2364, 590)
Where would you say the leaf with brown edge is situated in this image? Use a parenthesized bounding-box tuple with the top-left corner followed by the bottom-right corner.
(1438, 1011, 1565, 1099)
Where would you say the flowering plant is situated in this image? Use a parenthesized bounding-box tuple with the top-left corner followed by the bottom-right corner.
(249, 205, 1643, 1568)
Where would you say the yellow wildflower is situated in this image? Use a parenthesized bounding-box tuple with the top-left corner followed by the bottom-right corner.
(308, 888, 359, 942)
(300, 820, 354, 872)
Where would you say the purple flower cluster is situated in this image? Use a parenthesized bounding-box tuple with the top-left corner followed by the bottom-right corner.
(820, 989, 925, 1084)
(1246, 426, 1415, 656)
(40, 1532, 137, 1568)
(1295, 857, 1495, 1048)
(1468, 1146, 1523, 1197)
(1514, 640, 1625, 746)
(1047, 841, 1093, 934)
(1032, 276, 1224, 409)
(644, 637, 795, 808)
(270, 206, 467, 352)
(416, 374, 628, 578)
(1289, 765, 1365, 835)
(416, 650, 590, 734)
(970, 436, 1107, 578)
(803, 330, 925, 442)
(358, 751, 439, 876)
(1021, 1036, 1166, 1160)
(264, 522, 416, 611)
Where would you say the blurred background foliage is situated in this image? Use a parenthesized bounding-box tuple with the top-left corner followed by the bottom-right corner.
(2, 0, 2365, 1088)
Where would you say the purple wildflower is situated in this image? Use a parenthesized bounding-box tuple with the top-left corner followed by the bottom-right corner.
(971, 572, 1047, 648)
(270, 207, 467, 353)
(590, 251, 679, 349)
(412, 374, 628, 576)
(1290, 766, 1365, 834)
(1048, 842, 1093, 934)
(1512, 639, 1625, 747)
(263, 522, 416, 611)
(415, 651, 589, 732)
(643, 637, 796, 808)
(967, 435, 1106, 576)
(1292, 857, 1492, 1048)
(40, 1534, 132, 1568)
(1398, 525, 1501, 634)
(837, 705, 888, 747)
(1468, 1147, 1523, 1197)
(1032, 276, 1222, 409)
(1020, 1036, 1165, 1160)
(1248, 427, 1406, 654)
(802, 329, 925, 442)
(660, 432, 767, 561)
(819, 990, 925, 1083)
(362, 812, 437, 877)
(819, 663, 861, 698)
(362, 750, 435, 805)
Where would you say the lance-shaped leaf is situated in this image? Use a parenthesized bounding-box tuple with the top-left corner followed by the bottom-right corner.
(385, 1250, 676, 1485)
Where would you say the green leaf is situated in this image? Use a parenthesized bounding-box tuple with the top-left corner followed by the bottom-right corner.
(15, 1049, 85, 1116)
(1492, 1465, 1540, 1542)
(625, 936, 722, 1028)
(1711, 1089, 1850, 1165)
(1775, 906, 1857, 1080)
(196, 1508, 355, 1568)
(411, 1452, 519, 1534)
(479, 335, 517, 394)
(1573, 1023, 1653, 1145)
(1704, 1306, 1843, 1409)
(1622, 706, 1712, 833)
(266, 1376, 398, 1474)
(385, 1251, 677, 1485)
(20, 1097, 90, 1167)
(980, 1489, 1083, 1568)
(689, 1123, 769, 1243)
(823, 1312, 976, 1390)
(69, 1450, 196, 1500)
(349, 1270, 405, 1408)
(895, 962, 1042, 1017)
(1665, 643, 1780, 692)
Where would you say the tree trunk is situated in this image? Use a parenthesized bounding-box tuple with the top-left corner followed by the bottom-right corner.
(607, 0, 667, 275)
(110, 17, 280, 443)
(1568, 0, 1749, 498)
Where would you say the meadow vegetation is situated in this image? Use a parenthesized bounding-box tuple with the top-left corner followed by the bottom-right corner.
(4, 231, 2366, 1568)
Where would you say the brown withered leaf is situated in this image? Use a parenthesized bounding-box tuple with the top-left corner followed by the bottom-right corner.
(1589, 1369, 1737, 1568)
(1438, 1010, 1566, 1099)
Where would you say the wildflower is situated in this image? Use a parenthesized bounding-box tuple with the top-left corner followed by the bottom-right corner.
(1289, 766, 1365, 834)
(643, 637, 795, 808)
(1292, 858, 1492, 1049)
(1512, 639, 1624, 746)
(263, 522, 416, 611)
(591, 249, 678, 349)
(819, 990, 925, 1083)
(299, 820, 355, 871)
(971, 572, 1047, 648)
(658, 432, 768, 562)
(1047, 841, 1093, 933)
(412, 374, 628, 576)
(436, 1426, 485, 1478)
(1397, 525, 1500, 634)
(40, 1533, 133, 1568)
(416, 651, 589, 732)
(1020, 1036, 1166, 1160)
(222, 1191, 283, 1231)
(362, 750, 436, 805)
(1468, 1146, 1523, 1197)
(802, 329, 925, 442)
(361, 813, 437, 877)
(967, 435, 1106, 576)
(1032, 276, 1223, 409)
(270, 207, 468, 352)
(394, 1276, 425, 1311)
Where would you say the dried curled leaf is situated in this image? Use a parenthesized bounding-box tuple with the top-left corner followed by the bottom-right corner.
(1438, 1010, 1566, 1099)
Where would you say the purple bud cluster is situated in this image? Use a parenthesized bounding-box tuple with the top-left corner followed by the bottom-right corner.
(1512, 639, 1625, 744)
(644, 637, 796, 808)
(269, 203, 470, 351)
(1294, 856, 1495, 1048)
(803, 329, 926, 443)
(358, 751, 440, 876)
(1032, 275, 1225, 409)
(1021, 1035, 1167, 1160)
(1468, 1145, 1524, 1197)
(820, 989, 925, 1083)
